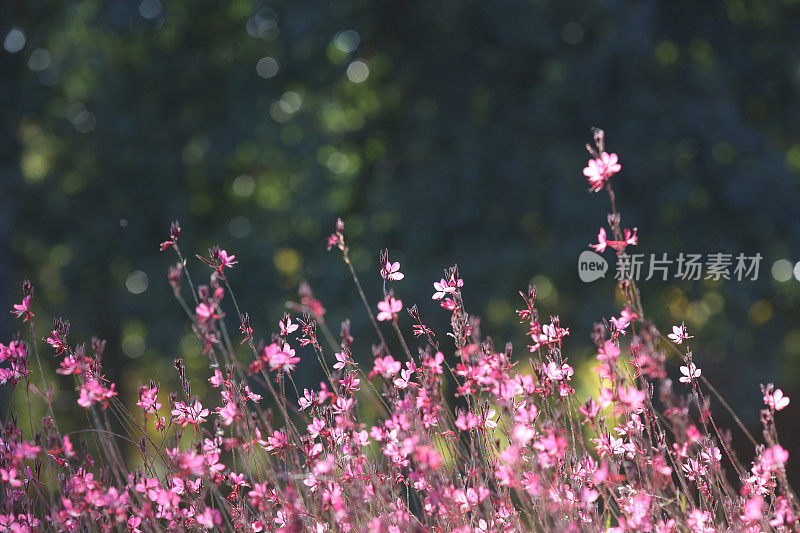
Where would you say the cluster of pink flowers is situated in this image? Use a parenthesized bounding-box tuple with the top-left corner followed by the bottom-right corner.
(1, 131, 797, 532)
(0, 340, 30, 385)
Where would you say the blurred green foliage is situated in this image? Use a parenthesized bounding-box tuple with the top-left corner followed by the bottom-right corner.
(3, 0, 800, 456)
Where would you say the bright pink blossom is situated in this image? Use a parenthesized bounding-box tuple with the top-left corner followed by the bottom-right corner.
(686, 509, 713, 533)
(171, 400, 209, 427)
(218, 250, 237, 269)
(583, 152, 621, 192)
(377, 296, 402, 322)
(591, 227, 608, 253)
(263, 342, 300, 373)
(380, 259, 404, 281)
(216, 401, 242, 426)
(196, 507, 222, 529)
(77, 379, 117, 409)
(11, 296, 33, 322)
(279, 314, 299, 336)
(371, 355, 401, 378)
(679, 362, 701, 384)
(209, 369, 225, 388)
(611, 306, 638, 331)
(764, 388, 790, 411)
(668, 323, 693, 344)
(136, 385, 161, 414)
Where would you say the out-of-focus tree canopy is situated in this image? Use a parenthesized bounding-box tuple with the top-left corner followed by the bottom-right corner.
(3, 0, 800, 462)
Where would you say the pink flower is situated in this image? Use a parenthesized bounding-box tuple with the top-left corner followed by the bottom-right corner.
(209, 369, 225, 388)
(592, 433, 624, 457)
(533, 431, 567, 464)
(760, 445, 789, 470)
(700, 445, 721, 465)
(341, 372, 360, 394)
(56, 355, 76, 376)
(528, 322, 570, 351)
(590, 226, 638, 253)
(623, 228, 638, 247)
(326, 219, 345, 251)
(279, 314, 299, 335)
(611, 306, 638, 331)
(333, 351, 351, 370)
(422, 352, 444, 375)
(679, 362, 701, 384)
(380, 259, 404, 281)
(432, 274, 462, 300)
(196, 507, 222, 529)
(0, 468, 23, 488)
(69, 468, 97, 494)
(393, 367, 413, 389)
(249, 482, 270, 509)
(771, 496, 795, 528)
(60, 435, 75, 458)
(453, 486, 489, 512)
(544, 361, 574, 383)
(195, 302, 216, 323)
(686, 509, 713, 533)
(218, 249, 237, 269)
(11, 296, 33, 322)
(243, 385, 262, 402)
(307, 418, 325, 439)
(455, 411, 480, 431)
(583, 152, 621, 192)
(216, 401, 242, 426)
(591, 227, 608, 253)
(371, 355, 401, 378)
(412, 323, 433, 337)
(432, 278, 452, 300)
(377, 296, 402, 322)
(333, 396, 354, 414)
(597, 340, 621, 363)
(136, 385, 161, 414)
(326, 234, 340, 250)
(483, 409, 498, 429)
(229, 472, 249, 490)
(440, 298, 456, 311)
(171, 400, 209, 427)
(298, 388, 316, 410)
(579, 397, 600, 422)
(128, 516, 143, 531)
(77, 379, 117, 409)
(740, 497, 764, 523)
(543, 361, 563, 381)
(264, 342, 300, 373)
(681, 457, 707, 481)
(668, 323, 693, 344)
(45, 330, 66, 355)
(764, 387, 790, 411)
(159, 223, 181, 251)
(265, 431, 288, 453)
(617, 386, 646, 413)
(0, 341, 29, 385)
(205, 452, 225, 476)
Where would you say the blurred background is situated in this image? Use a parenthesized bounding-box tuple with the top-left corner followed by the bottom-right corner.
(3, 0, 800, 476)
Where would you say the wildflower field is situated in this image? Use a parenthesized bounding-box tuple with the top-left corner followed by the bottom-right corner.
(1, 131, 796, 532)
